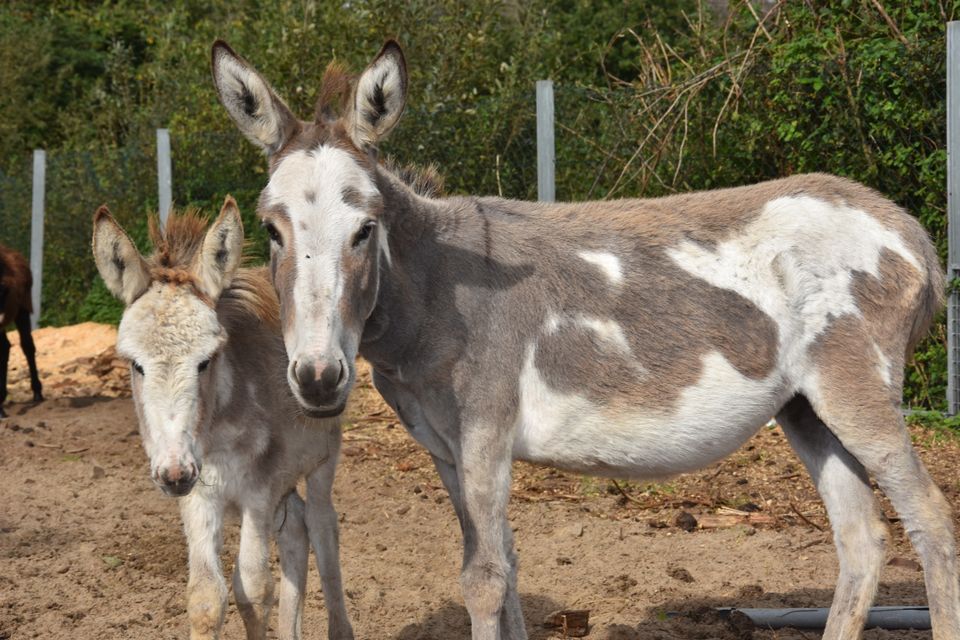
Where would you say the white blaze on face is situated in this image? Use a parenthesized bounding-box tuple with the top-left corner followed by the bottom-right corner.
(117, 284, 225, 476)
(265, 147, 380, 361)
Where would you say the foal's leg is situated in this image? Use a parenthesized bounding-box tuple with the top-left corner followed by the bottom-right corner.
(305, 435, 354, 640)
(276, 491, 308, 640)
(233, 499, 275, 640)
(180, 492, 229, 640)
(432, 454, 526, 639)
(777, 396, 888, 638)
(457, 423, 515, 640)
(14, 309, 42, 402)
(804, 342, 960, 639)
(0, 329, 9, 418)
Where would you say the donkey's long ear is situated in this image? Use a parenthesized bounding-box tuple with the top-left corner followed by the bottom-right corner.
(194, 196, 244, 300)
(347, 40, 407, 150)
(211, 40, 299, 156)
(92, 206, 151, 305)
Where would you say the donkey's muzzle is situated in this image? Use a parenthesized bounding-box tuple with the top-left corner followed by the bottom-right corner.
(292, 357, 349, 410)
(157, 462, 200, 497)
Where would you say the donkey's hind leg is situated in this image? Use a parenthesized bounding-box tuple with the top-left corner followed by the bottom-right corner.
(777, 396, 888, 638)
(0, 329, 9, 418)
(804, 348, 960, 639)
(14, 309, 42, 402)
(276, 491, 308, 640)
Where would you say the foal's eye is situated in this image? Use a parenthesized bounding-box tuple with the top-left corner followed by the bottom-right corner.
(132, 361, 145, 376)
(197, 359, 211, 373)
(262, 221, 283, 246)
(353, 220, 376, 247)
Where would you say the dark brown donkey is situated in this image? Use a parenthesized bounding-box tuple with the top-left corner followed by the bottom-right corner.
(0, 243, 43, 418)
(213, 40, 959, 640)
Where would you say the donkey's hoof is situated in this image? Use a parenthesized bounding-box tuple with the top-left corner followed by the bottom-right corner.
(0, 407, 7, 419)
(32, 393, 44, 403)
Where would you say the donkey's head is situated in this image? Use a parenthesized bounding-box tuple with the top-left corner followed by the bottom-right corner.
(92, 199, 244, 496)
(211, 40, 407, 416)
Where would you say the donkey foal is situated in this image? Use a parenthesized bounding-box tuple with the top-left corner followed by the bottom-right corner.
(0, 243, 43, 418)
(92, 199, 353, 640)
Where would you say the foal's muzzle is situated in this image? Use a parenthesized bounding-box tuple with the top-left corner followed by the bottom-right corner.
(290, 355, 350, 416)
(156, 462, 200, 497)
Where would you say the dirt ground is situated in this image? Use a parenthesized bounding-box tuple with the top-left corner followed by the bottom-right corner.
(2, 324, 958, 639)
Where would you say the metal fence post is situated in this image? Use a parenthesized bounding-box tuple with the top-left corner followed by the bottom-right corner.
(30, 149, 45, 330)
(157, 128, 172, 230)
(948, 22, 960, 414)
(536, 80, 555, 202)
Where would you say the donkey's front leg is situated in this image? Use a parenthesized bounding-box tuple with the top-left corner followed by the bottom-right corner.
(276, 491, 308, 640)
(432, 454, 526, 639)
(180, 493, 228, 640)
(458, 423, 516, 640)
(306, 448, 354, 640)
(233, 500, 275, 640)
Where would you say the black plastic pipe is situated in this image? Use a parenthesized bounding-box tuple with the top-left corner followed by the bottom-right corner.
(715, 606, 930, 630)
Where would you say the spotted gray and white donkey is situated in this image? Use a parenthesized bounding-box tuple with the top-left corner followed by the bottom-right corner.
(92, 200, 353, 640)
(212, 40, 958, 640)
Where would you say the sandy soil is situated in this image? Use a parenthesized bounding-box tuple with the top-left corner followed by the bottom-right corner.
(1, 324, 957, 639)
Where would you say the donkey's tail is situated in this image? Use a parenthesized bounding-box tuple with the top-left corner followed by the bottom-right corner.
(906, 234, 945, 359)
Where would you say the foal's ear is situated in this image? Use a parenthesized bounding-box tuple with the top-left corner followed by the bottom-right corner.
(92, 206, 151, 305)
(211, 40, 300, 156)
(194, 195, 244, 300)
(347, 40, 407, 150)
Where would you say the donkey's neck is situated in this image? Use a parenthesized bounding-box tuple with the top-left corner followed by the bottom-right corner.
(359, 169, 536, 380)
(359, 169, 443, 372)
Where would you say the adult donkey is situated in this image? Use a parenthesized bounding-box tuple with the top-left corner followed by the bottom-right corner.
(0, 243, 43, 418)
(92, 200, 353, 640)
(212, 40, 959, 639)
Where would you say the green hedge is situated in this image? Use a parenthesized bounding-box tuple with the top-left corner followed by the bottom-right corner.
(0, 0, 955, 409)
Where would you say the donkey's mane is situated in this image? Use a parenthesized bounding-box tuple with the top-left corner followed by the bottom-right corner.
(382, 157, 445, 198)
(147, 208, 278, 327)
(147, 208, 208, 272)
(315, 61, 353, 121)
(219, 267, 280, 330)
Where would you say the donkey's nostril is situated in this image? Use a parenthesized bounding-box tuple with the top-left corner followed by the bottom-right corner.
(295, 361, 316, 387)
(161, 466, 183, 484)
(318, 360, 344, 390)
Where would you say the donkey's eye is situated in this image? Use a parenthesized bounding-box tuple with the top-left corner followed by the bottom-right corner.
(132, 361, 145, 376)
(353, 221, 376, 247)
(198, 359, 211, 373)
(262, 221, 283, 246)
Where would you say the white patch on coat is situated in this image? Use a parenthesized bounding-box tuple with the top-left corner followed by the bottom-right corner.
(665, 196, 924, 368)
(873, 342, 893, 387)
(513, 348, 784, 476)
(578, 251, 623, 285)
(266, 146, 379, 366)
(544, 312, 632, 355)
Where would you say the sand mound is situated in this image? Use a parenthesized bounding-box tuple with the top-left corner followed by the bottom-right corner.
(4, 322, 128, 402)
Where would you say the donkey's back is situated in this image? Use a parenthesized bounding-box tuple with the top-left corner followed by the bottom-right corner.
(482, 174, 943, 477)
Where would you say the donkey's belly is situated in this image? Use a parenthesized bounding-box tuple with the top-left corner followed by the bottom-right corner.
(512, 350, 789, 478)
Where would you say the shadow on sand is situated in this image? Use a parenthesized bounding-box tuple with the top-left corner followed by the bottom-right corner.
(393, 583, 931, 639)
